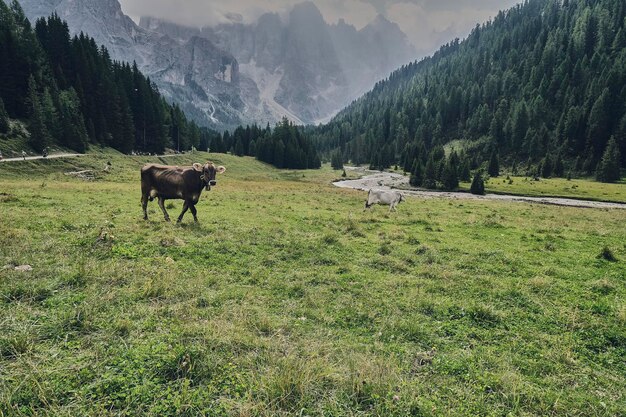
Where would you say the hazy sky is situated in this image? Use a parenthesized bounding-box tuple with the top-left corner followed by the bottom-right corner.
(119, 0, 520, 55)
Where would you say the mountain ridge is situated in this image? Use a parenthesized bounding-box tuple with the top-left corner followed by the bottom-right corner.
(310, 0, 626, 183)
(17, 0, 416, 129)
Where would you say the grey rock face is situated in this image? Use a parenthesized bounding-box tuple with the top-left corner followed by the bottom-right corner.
(17, 0, 259, 129)
(18, 0, 416, 128)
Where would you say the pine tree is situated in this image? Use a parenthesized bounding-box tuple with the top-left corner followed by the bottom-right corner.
(541, 154, 553, 178)
(58, 88, 88, 153)
(470, 171, 485, 195)
(423, 155, 438, 189)
(410, 159, 423, 187)
(596, 137, 622, 183)
(553, 153, 565, 177)
(331, 150, 343, 170)
(488, 151, 500, 177)
(26, 77, 52, 152)
(441, 158, 459, 190)
(459, 159, 471, 182)
(0, 98, 9, 134)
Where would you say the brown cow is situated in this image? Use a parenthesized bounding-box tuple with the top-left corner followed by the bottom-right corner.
(141, 162, 226, 223)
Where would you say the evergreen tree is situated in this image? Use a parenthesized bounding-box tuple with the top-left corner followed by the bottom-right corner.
(58, 88, 88, 152)
(410, 159, 423, 187)
(541, 154, 553, 178)
(470, 171, 485, 195)
(26, 77, 51, 152)
(553, 153, 565, 177)
(596, 137, 622, 183)
(423, 155, 438, 189)
(459, 158, 471, 182)
(331, 150, 343, 170)
(488, 151, 500, 177)
(0, 98, 9, 134)
(441, 158, 459, 190)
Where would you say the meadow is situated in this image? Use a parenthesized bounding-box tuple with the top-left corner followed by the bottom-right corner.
(0, 151, 625, 416)
(461, 175, 626, 204)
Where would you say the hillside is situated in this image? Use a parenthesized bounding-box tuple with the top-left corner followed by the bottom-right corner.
(0, 2, 205, 154)
(310, 0, 626, 183)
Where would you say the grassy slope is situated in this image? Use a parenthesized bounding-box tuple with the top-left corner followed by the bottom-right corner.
(459, 176, 626, 203)
(0, 152, 625, 416)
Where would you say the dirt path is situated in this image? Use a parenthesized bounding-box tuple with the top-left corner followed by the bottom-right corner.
(0, 153, 83, 163)
(0, 152, 197, 163)
(334, 169, 626, 210)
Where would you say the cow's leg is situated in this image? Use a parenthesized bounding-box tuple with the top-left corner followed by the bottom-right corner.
(189, 203, 198, 222)
(141, 194, 149, 220)
(158, 197, 170, 222)
(177, 201, 190, 223)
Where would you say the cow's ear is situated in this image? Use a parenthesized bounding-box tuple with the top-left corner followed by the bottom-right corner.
(192, 163, 203, 172)
(217, 165, 226, 174)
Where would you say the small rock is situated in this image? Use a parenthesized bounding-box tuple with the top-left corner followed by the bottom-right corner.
(14, 265, 33, 272)
(165, 257, 175, 264)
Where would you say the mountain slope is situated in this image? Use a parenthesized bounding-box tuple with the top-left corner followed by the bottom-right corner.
(18, 0, 416, 130)
(311, 0, 626, 180)
(139, 1, 416, 126)
(0, 4, 207, 154)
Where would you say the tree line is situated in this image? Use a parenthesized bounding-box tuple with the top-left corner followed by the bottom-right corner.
(210, 118, 321, 169)
(309, 0, 625, 183)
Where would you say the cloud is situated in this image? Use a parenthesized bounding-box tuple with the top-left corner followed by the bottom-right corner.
(317, 0, 378, 29)
(119, 0, 378, 29)
(386, 1, 518, 55)
(119, 0, 521, 53)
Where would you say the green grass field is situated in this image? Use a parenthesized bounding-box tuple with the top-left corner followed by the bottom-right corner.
(1, 152, 625, 416)
(458, 175, 626, 203)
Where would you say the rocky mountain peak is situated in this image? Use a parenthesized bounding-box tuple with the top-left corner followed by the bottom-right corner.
(289, 1, 325, 23)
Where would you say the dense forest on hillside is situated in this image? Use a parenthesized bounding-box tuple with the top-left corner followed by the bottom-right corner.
(310, 0, 626, 184)
(0, 1, 208, 154)
(0, 1, 321, 169)
(212, 118, 321, 169)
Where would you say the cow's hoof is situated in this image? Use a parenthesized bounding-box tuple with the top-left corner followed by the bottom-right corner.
(164, 218, 171, 222)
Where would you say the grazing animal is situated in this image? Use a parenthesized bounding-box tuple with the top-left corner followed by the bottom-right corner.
(365, 189, 405, 212)
(141, 162, 226, 223)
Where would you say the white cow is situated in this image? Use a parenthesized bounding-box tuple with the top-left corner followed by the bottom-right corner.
(365, 189, 405, 212)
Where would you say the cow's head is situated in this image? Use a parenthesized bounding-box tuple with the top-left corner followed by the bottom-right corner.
(194, 162, 226, 191)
